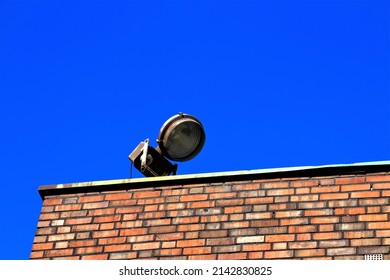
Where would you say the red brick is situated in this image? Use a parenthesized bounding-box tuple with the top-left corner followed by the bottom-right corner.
(288, 225, 317, 233)
(291, 195, 319, 202)
(177, 239, 205, 247)
(245, 212, 272, 220)
(251, 219, 279, 227)
(313, 232, 341, 240)
(132, 242, 160, 251)
(45, 249, 73, 257)
(311, 186, 340, 193)
(245, 197, 273, 204)
(88, 208, 115, 216)
(180, 194, 208, 202)
(275, 210, 302, 218)
(311, 217, 339, 224)
(335, 177, 366, 184)
(187, 201, 215, 208)
(82, 201, 109, 209)
(358, 214, 387, 222)
(319, 224, 334, 232)
(199, 230, 228, 238)
(264, 250, 293, 259)
(359, 198, 388, 206)
(204, 185, 232, 193)
(318, 240, 349, 248)
(334, 207, 365, 215)
(341, 184, 370, 192)
(32, 243, 54, 251)
(233, 183, 260, 191)
(266, 234, 295, 242)
(69, 240, 97, 247)
(210, 192, 237, 199)
(104, 244, 132, 252)
(30, 252, 44, 259)
(266, 189, 294, 196)
(298, 202, 326, 209)
(376, 230, 390, 237)
(78, 195, 104, 203)
(65, 217, 92, 225)
(351, 191, 380, 198)
(133, 191, 161, 199)
(98, 237, 126, 245)
(367, 221, 390, 229)
(72, 224, 99, 232)
(373, 183, 390, 189)
(55, 204, 82, 212)
(358, 246, 389, 254)
(75, 246, 103, 255)
(262, 182, 289, 189)
(43, 198, 63, 206)
(222, 221, 249, 229)
(351, 238, 381, 246)
(155, 232, 184, 241)
(217, 252, 248, 260)
(280, 218, 309, 226)
(119, 228, 147, 236)
(92, 230, 119, 238)
(48, 233, 75, 242)
(148, 225, 177, 233)
(291, 180, 319, 187)
(82, 254, 108, 260)
(366, 175, 390, 182)
(304, 209, 334, 216)
(201, 215, 228, 223)
(327, 248, 356, 256)
(216, 199, 244, 207)
(224, 206, 252, 214)
(295, 249, 325, 257)
(183, 247, 211, 255)
(320, 193, 348, 200)
(105, 193, 132, 200)
(289, 241, 317, 249)
(39, 213, 60, 220)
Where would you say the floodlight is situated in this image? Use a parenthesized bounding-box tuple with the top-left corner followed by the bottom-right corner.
(129, 113, 205, 177)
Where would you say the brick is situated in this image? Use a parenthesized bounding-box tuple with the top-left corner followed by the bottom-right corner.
(88, 208, 115, 216)
(358, 214, 387, 222)
(183, 247, 211, 255)
(229, 228, 257, 236)
(222, 221, 249, 229)
(341, 184, 371, 192)
(318, 240, 349, 248)
(335, 177, 366, 184)
(32, 243, 54, 251)
(75, 246, 103, 255)
(258, 227, 287, 235)
(275, 196, 289, 203)
(280, 218, 309, 226)
(30, 251, 44, 259)
(262, 182, 289, 189)
(343, 230, 374, 239)
(206, 223, 221, 230)
(367, 221, 390, 229)
(93, 230, 119, 238)
(65, 217, 92, 225)
(351, 238, 381, 246)
(245, 212, 272, 220)
(155, 248, 183, 257)
(376, 230, 390, 237)
(224, 206, 252, 214)
(82, 202, 109, 209)
(133, 191, 161, 199)
(177, 239, 205, 247)
(373, 183, 390, 189)
(266, 189, 294, 196)
(336, 223, 365, 231)
(327, 248, 356, 256)
(288, 225, 317, 233)
(213, 245, 241, 253)
(43, 198, 63, 206)
(275, 210, 302, 218)
(289, 241, 317, 249)
(359, 198, 389, 206)
(291, 180, 319, 187)
(75, 232, 91, 239)
(320, 193, 349, 200)
(98, 237, 126, 245)
(311, 217, 339, 224)
(139, 212, 165, 220)
(206, 237, 235, 246)
(83, 254, 109, 260)
(40, 213, 60, 220)
(245, 197, 273, 204)
(233, 183, 260, 191)
(237, 190, 265, 198)
(144, 218, 171, 227)
(110, 200, 137, 207)
(199, 230, 228, 238)
(295, 249, 325, 257)
(123, 214, 137, 221)
(334, 207, 365, 215)
(216, 199, 244, 207)
(177, 224, 205, 232)
(358, 246, 390, 254)
(132, 242, 161, 251)
(105, 193, 132, 200)
(291, 195, 319, 202)
(78, 195, 104, 203)
(173, 216, 199, 224)
(264, 250, 293, 259)
(71, 224, 99, 232)
(304, 209, 334, 216)
(45, 249, 73, 258)
(273, 242, 287, 250)
(104, 244, 132, 252)
(242, 244, 271, 251)
(298, 202, 326, 209)
(351, 191, 380, 198)
(201, 215, 228, 223)
(251, 219, 279, 227)
(217, 252, 248, 260)
(313, 232, 341, 240)
(295, 188, 310, 194)
(48, 233, 75, 242)
(237, 236, 265, 243)
(366, 175, 390, 182)
(180, 194, 208, 202)
(210, 192, 237, 199)
(268, 203, 297, 211)
(328, 200, 358, 208)
(229, 214, 245, 221)
(189, 254, 217, 260)
(127, 235, 154, 243)
(204, 185, 232, 193)
(187, 201, 215, 208)
(55, 204, 82, 212)
(311, 186, 340, 193)
(100, 223, 115, 230)
(319, 224, 334, 232)
(69, 240, 97, 247)
(367, 206, 381, 213)
(266, 234, 295, 242)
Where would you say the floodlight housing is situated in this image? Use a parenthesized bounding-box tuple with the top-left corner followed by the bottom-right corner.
(128, 113, 205, 177)
(157, 113, 205, 162)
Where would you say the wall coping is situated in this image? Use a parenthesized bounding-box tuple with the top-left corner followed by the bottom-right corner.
(38, 160, 390, 199)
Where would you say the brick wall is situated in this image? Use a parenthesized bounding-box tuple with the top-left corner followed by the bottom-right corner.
(31, 166, 390, 260)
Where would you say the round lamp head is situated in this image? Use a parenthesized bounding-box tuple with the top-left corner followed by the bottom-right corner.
(158, 113, 205, 162)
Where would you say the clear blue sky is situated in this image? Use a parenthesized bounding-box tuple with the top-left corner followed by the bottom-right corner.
(0, 0, 389, 259)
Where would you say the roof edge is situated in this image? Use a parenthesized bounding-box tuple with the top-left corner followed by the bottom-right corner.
(38, 160, 390, 199)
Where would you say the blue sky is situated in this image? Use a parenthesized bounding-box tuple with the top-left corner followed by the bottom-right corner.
(0, 0, 389, 259)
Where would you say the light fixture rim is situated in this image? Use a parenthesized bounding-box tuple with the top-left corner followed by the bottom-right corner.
(157, 113, 205, 162)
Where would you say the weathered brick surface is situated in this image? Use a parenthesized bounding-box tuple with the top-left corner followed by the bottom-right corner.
(31, 171, 390, 259)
